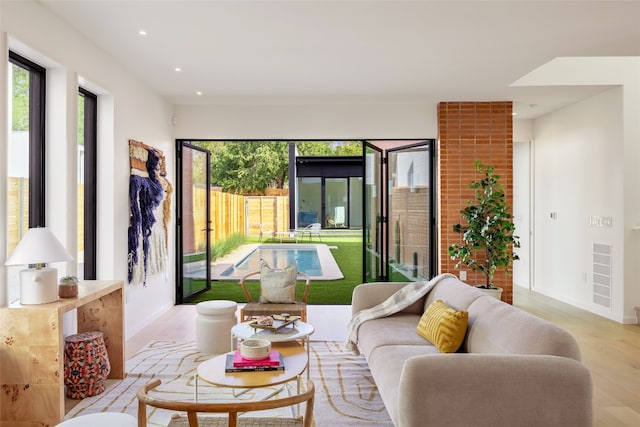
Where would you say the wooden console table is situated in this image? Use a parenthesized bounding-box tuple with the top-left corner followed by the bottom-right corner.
(0, 280, 125, 426)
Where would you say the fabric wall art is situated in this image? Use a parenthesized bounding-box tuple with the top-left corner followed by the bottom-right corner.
(128, 139, 173, 285)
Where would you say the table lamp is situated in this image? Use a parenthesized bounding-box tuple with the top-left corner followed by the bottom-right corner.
(4, 227, 73, 304)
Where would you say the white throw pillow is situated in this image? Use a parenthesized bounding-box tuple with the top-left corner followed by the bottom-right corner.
(259, 260, 297, 303)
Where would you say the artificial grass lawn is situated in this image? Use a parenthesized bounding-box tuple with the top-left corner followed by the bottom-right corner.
(188, 236, 368, 305)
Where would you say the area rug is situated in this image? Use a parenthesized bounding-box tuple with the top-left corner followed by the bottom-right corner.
(65, 340, 392, 427)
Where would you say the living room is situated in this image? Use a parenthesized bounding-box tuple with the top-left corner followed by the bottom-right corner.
(1, 1, 640, 426)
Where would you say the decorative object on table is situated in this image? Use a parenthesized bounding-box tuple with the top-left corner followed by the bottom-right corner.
(240, 338, 272, 360)
(225, 350, 285, 372)
(448, 161, 520, 298)
(233, 350, 282, 367)
(64, 331, 111, 399)
(4, 227, 73, 304)
(238, 260, 311, 321)
(127, 139, 173, 286)
(249, 315, 300, 333)
(59, 275, 79, 298)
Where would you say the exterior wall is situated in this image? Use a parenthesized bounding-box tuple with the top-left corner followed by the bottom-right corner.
(438, 101, 514, 303)
(389, 186, 430, 279)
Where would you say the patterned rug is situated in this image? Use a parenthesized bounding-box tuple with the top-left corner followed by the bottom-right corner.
(65, 340, 392, 427)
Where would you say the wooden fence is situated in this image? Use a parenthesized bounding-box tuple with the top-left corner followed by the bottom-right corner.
(190, 188, 289, 251)
(7, 177, 29, 253)
(7, 178, 86, 254)
(245, 196, 290, 239)
(8, 178, 288, 257)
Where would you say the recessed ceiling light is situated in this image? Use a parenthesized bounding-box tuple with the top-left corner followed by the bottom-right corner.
(196, 91, 202, 96)
(138, 30, 147, 36)
(174, 67, 181, 72)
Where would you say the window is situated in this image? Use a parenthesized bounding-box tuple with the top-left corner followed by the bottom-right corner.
(78, 88, 97, 279)
(6, 51, 46, 301)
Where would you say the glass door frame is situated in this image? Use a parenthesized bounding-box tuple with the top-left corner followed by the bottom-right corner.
(363, 143, 386, 281)
(363, 140, 437, 283)
(176, 141, 212, 303)
(386, 141, 437, 280)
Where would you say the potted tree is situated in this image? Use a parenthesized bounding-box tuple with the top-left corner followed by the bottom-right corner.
(448, 161, 520, 299)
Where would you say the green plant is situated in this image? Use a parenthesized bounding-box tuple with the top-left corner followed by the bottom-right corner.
(60, 275, 78, 285)
(448, 161, 520, 288)
(211, 233, 246, 261)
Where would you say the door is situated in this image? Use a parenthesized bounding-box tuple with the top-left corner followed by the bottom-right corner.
(364, 143, 386, 281)
(324, 178, 348, 228)
(387, 142, 434, 281)
(363, 140, 435, 282)
(177, 142, 211, 303)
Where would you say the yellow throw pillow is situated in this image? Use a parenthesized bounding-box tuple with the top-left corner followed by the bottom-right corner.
(416, 299, 468, 353)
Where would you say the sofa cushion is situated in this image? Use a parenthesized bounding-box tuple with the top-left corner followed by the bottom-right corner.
(357, 314, 427, 359)
(465, 296, 582, 360)
(424, 275, 485, 312)
(367, 344, 440, 425)
(416, 299, 468, 353)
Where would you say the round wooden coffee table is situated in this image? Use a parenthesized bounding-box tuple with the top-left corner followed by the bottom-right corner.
(197, 341, 308, 389)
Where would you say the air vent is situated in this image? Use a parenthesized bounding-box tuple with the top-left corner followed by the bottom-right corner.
(592, 243, 612, 309)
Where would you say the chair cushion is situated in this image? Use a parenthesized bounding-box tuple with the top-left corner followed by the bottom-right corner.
(259, 261, 297, 303)
(416, 299, 468, 353)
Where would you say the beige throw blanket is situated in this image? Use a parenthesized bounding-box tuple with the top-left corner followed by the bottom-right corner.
(346, 273, 455, 354)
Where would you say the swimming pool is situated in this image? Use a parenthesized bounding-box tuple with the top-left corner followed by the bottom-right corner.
(215, 244, 344, 280)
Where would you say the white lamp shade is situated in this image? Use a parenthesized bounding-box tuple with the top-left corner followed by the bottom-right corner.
(5, 227, 73, 266)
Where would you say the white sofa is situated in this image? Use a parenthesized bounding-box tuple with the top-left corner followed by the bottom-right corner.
(350, 275, 593, 427)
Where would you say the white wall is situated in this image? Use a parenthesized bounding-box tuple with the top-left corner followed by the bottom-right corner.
(173, 103, 437, 139)
(533, 87, 626, 321)
(0, 1, 175, 337)
(513, 140, 531, 289)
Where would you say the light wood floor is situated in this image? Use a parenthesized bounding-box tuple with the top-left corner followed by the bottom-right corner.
(127, 288, 640, 427)
(511, 286, 640, 427)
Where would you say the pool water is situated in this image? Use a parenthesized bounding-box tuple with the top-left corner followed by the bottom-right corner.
(222, 245, 323, 277)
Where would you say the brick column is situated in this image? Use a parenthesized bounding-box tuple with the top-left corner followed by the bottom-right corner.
(438, 102, 514, 304)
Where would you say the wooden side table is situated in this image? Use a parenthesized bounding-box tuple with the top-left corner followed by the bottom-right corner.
(0, 280, 125, 426)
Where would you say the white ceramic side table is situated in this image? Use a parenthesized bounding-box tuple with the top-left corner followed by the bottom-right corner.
(195, 300, 238, 353)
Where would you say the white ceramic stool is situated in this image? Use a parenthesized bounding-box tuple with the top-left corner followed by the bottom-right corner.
(196, 300, 238, 353)
(55, 412, 137, 426)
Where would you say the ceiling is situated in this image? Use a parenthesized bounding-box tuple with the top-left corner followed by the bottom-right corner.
(40, 0, 640, 120)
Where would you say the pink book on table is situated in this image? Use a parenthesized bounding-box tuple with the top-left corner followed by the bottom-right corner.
(233, 350, 281, 367)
